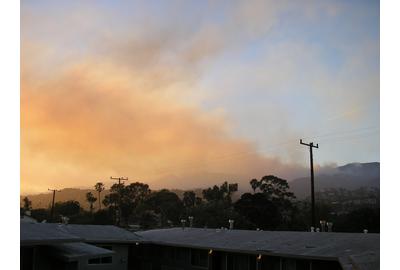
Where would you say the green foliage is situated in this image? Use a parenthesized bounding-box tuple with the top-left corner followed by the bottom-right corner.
(334, 207, 380, 233)
(22, 197, 32, 211)
(138, 210, 159, 230)
(53, 200, 82, 219)
(257, 175, 295, 200)
(85, 192, 97, 213)
(144, 189, 183, 226)
(30, 208, 49, 222)
(21, 177, 379, 233)
(182, 191, 196, 209)
(202, 181, 238, 204)
(235, 193, 281, 230)
(102, 182, 151, 225)
(94, 182, 105, 210)
(249, 179, 259, 193)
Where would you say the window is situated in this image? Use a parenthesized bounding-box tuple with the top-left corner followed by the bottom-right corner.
(162, 247, 174, 260)
(88, 256, 113, 265)
(175, 247, 189, 262)
(282, 258, 296, 270)
(312, 260, 342, 270)
(191, 249, 208, 268)
(227, 254, 256, 270)
(296, 259, 310, 270)
(259, 256, 281, 270)
(101, 256, 112, 264)
(88, 258, 101, 264)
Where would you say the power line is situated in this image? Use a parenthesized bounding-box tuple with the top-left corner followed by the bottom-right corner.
(109, 176, 128, 226)
(110, 176, 128, 185)
(299, 139, 319, 229)
(151, 126, 377, 175)
(48, 188, 60, 222)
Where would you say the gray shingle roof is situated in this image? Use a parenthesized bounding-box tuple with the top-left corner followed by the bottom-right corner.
(61, 224, 142, 243)
(21, 222, 142, 245)
(20, 223, 82, 246)
(137, 228, 379, 270)
(47, 242, 114, 262)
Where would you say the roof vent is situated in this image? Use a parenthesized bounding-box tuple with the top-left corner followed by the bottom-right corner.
(188, 216, 194, 228)
(327, 222, 333, 232)
(310, 226, 315, 232)
(60, 216, 69, 225)
(316, 228, 320, 232)
(320, 220, 326, 232)
(363, 229, 368, 234)
(180, 219, 186, 230)
(228, 219, 234, 230)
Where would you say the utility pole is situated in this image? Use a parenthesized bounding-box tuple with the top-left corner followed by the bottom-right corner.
(48, 189, 60, 222)
(110, 177, 128, 226)
(110, 176, 128, 185)
(300, 139, 319, 229)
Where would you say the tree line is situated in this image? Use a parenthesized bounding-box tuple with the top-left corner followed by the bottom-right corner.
(21, 175, 379, 233)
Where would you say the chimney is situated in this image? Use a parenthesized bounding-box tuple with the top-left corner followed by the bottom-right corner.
(188, 216, 194, 228)
(228, 219, 234, 230)
(320, 220, 326, 232)
(181, 219, 186, 230)
(327, 222, 333, 232)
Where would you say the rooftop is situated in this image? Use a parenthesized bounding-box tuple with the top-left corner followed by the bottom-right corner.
(20, 222, 82, 246)
(61, 224, 142, 243)
(20, 222, 142, 245)
(47, 242, 114, 262)
(137, 228, 379, 270)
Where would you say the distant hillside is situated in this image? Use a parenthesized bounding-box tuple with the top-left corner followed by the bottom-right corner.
(289, 162, 380, 199)
(21, 162, 379, 208)
(20, 188, 111, 211)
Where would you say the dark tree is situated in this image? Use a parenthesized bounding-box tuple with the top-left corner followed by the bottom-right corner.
(103, 182, 151, 225)
(144, 189, 183, 227)
(202, 181, 238, 204)
(85, 192, 97, 214)
(22, 196, 32, 212)
(250, 179, 259, 193)
(334, 207, 380, 233)
(258, 175, 295, 200)
(54, 200, 81, 218)
(138, 210, 159, 230)
(31, 209, 49, 222)
(234, 193, 281, 230)
(94, 182, 105, 210)
(183, 191, 196, 209)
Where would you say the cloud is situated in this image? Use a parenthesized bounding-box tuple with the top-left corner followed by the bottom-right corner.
(21, 55, 309, 193)
(21, 0, 378, 194)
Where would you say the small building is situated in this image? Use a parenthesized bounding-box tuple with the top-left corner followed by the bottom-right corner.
(21, 221, 379, 270)
(20, 221, 142, 270)
(133, 228, 379, 270)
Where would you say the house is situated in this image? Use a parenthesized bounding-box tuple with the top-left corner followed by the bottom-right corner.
(21, 221, 379, 270)
(133, 227, 379, 270)
(20, 221, 142, 270)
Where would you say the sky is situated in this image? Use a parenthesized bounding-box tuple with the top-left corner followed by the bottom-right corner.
(21, 0, 379, 194)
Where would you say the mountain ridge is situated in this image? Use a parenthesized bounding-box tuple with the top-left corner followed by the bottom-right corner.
(21, 162, 379, 209)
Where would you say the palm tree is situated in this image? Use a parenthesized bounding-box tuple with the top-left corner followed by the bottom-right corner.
(86, 192, 97, 214)
(94, 182, 105, 210)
